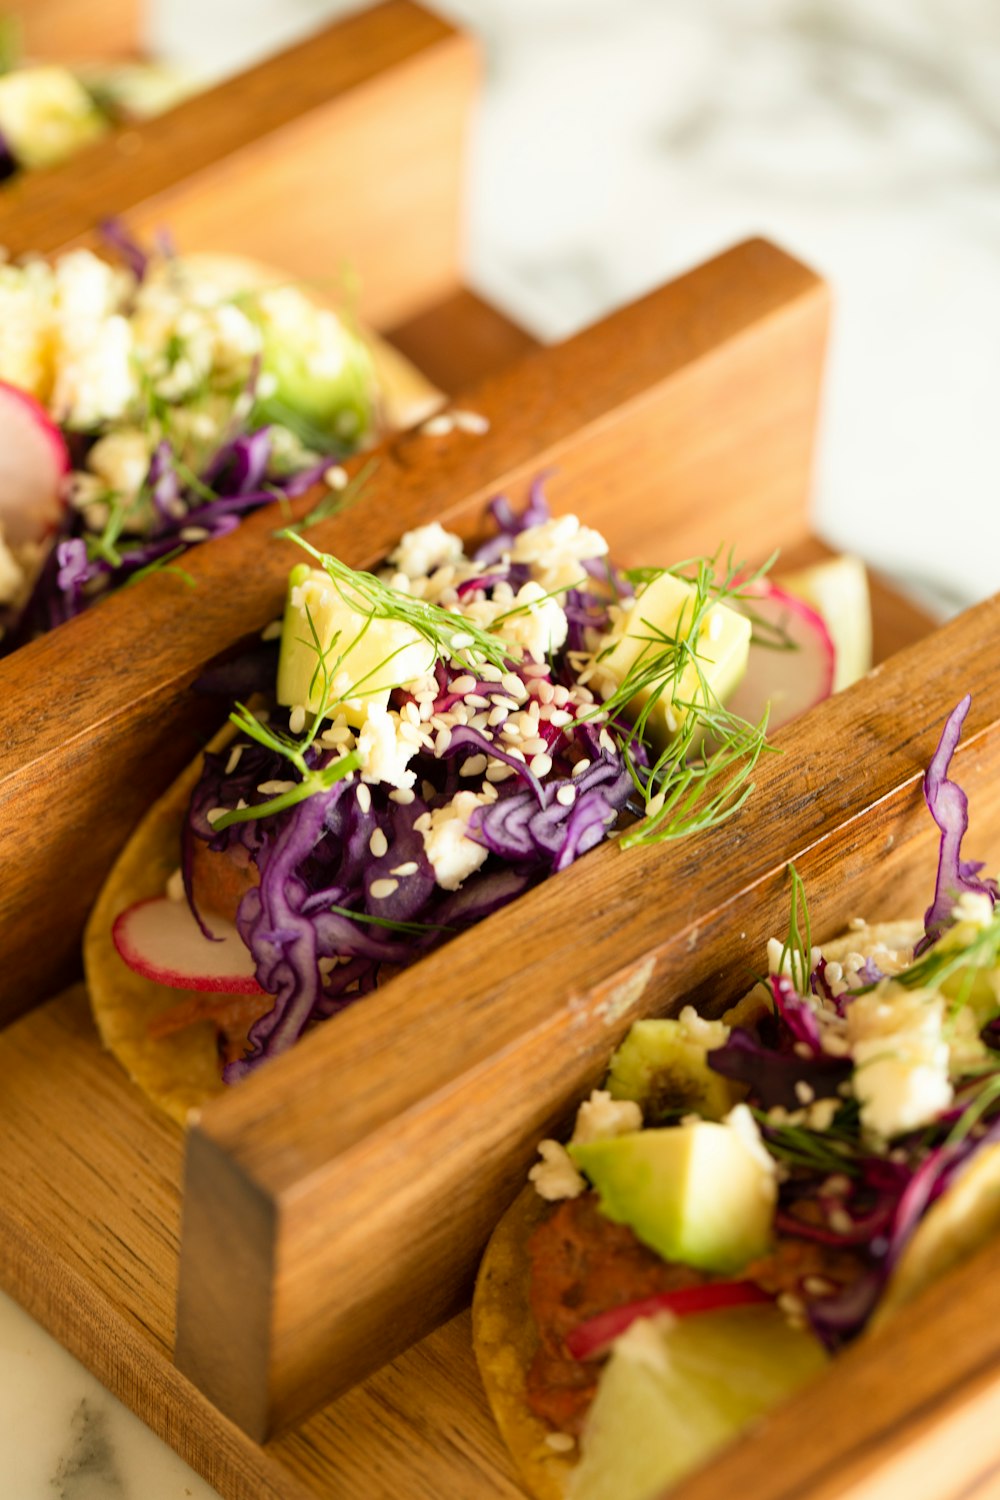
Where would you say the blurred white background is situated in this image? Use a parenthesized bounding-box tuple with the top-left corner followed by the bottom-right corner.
(150, 0, 1000, 616)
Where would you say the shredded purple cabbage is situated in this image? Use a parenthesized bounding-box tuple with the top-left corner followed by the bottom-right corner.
(919, 694, 998, 950)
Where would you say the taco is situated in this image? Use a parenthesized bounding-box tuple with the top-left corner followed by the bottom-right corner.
(473, 694, 1000, 1500)
(83, 473, 869, 1122)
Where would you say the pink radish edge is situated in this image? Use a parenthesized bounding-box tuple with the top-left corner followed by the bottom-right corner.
(0, 379, 71, 547)
(112, 896, 265, 995)
(726, 580, 836, 732)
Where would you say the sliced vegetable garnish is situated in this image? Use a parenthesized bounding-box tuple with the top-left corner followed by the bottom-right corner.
(565, 1281, 772, 1361)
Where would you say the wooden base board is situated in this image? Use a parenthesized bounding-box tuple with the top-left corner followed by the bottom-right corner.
(1, 984, 525, 1500)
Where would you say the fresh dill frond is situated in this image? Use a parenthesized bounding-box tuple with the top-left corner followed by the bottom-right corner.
(122, 546, 197, 590)
(326, 904, 454, 936)
(279, 529, 517, 672)
(780, 864, 813, 995)
(284, 455, 379, 536)
(209, 702, 362, 830)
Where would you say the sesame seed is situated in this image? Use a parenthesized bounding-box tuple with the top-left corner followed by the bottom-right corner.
(479, 663, 503, 682)
(490, 694, 520, 712)
(391, 862, 418, 876)
(206, 808, 228, 826)
(599, 729, 615, 755)
(289, 705, 306, 734)
(828, 1207, 854, 1235)
(356, 784, 372, 814)
(502, 673, 527, 699)
(451, 675, 477, 694)
(260, 619, 283, 642)
(324, 464, 348, 489)
(369, 829, 388, 857)
(530, 752, 553, 777)
(450, 632, 474, 650)
(544, 1433, 575, 1453)
(434, 727, 453, 756)
(777, 1292, 805, 1316)
(486, 762, 515, 782)
(465, 694, 491, 709)
(420, 413, 454, 437)
(645, 790, 665, 817)
(487, 707, 508, 727)
(225, 745, 244, 776)
(547, 708, 573, 728)
(556, 785, 576, 807)
(460, 754, 488, 777)
(452, 408, 490, 435)
(257, 780, 296, 795)
(370, 878, 399, 899)
(179, 525, 210, 543)
(572, 759, 591, 777)
(506, 746, 526, 763)
(794, 1080, 816, 1105)
(469, 712, 490, 732)
(804, 1276, 836, 1296)
(389, 787, 415, 804)
(537, 681, 556, 704)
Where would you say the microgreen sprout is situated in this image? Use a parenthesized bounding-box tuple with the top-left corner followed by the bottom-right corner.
(122, 546, 197, 591)
(326, 904, 454, 936)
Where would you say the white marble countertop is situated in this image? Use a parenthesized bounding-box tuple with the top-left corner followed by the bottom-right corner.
(4, 1, 999, 1495)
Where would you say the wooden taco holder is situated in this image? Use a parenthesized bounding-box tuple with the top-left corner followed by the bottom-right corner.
(1, 5, 991, 1492)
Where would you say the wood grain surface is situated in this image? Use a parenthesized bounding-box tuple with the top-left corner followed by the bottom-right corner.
(7, 0, 141, 60)
(175, 595, 992, 1436)
(0, 237, 829, 1023)
(0, 2, 477, 328)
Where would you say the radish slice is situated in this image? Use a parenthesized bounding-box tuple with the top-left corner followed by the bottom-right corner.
(0, 379, 71, 547)
(726, 581, 836, 732)
(566, 1281, 772, 1361)
(112, 896, 265, 994)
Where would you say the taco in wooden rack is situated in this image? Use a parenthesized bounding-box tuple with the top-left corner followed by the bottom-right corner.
(473, 694, 1000, 1500)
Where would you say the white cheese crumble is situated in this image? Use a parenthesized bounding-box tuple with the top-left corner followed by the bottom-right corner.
(418, 790, 490, 890)
(570, 1089, 643, 1145)
(510, 513, 609, 594)
(355, 705, 420, 791)
(388, 522, 464, 581)
(495, 580, 568, 662)
(529, 1140, 587, 1201)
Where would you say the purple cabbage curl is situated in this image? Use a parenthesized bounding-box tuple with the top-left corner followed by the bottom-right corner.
(918, 694, 998, 952)
(708, 1025, 851, 1110)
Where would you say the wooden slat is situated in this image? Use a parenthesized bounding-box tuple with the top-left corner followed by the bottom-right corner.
(0, 2, 477, 327)
(386, 287, 542, 394)
(174, 591, 990, 1435)
(0, 236, 829, 1024)
(8, 0, 141, 60)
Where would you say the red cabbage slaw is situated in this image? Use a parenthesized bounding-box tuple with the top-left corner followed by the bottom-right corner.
(185, 484, 641, 1081)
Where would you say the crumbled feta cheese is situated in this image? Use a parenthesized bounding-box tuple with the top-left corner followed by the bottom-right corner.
(496, 580, 568, 662)
(510, 513, 609, 594)
(570, 1090, 642, 1145)
(356, 705, 419, 790)
(86, 428, 152, 503)
(419, 789, 490, 890)
(529, 1139, 586, 1201)
(388, 521, 464, 581)
(846, 981, 953, 1138)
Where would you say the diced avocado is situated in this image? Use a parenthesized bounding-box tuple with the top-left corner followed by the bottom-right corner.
(0, 66, 108, 171)
(276, 563, 436, 727)
(251, 286, 377, 451)
(601, 573, 751, 747)
(568, 1306, 827, 1500)
(606, 1017, 742, 1123)
(569, 1119, 774, 1273)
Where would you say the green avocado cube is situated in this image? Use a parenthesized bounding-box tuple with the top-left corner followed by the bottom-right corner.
(569, 1120, 774, 1274)
(601, 573, 751, 747)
